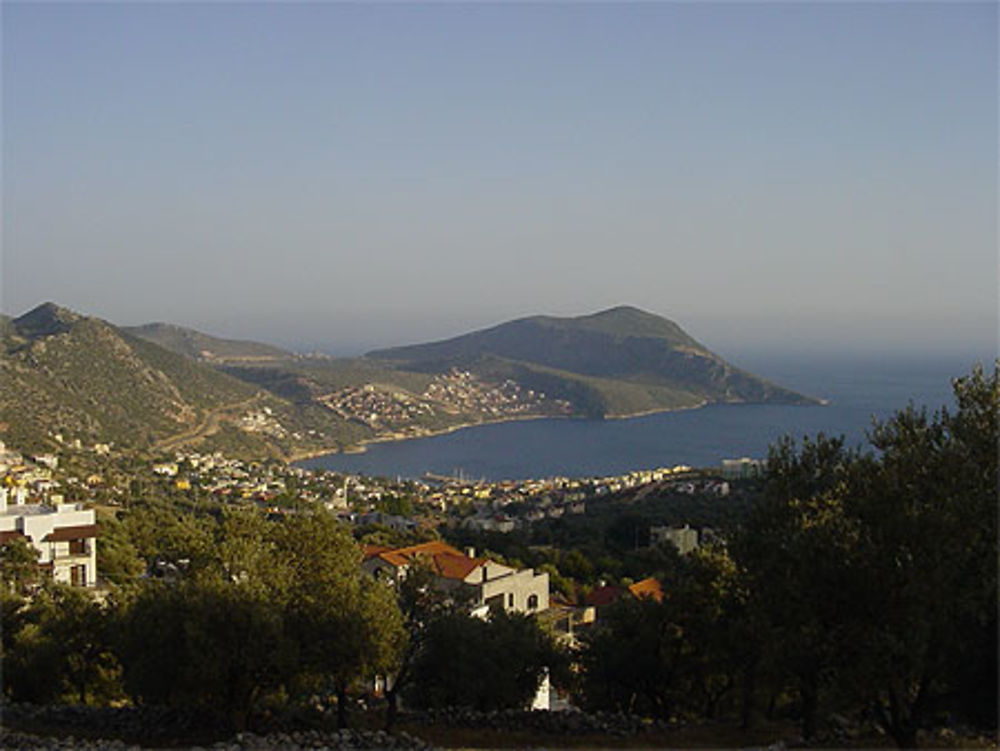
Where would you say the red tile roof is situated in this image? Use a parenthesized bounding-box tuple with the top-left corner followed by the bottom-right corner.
(389, 540, 463, 559)
(431, 552, 484, 581)
(628, 577, 663, 602)
(362, 544, 393, 561)
(371, 540, 485, 581)
(585, 585, 625, 608)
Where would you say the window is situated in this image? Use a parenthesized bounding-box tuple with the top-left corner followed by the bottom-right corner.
(527, 594, 539, 610)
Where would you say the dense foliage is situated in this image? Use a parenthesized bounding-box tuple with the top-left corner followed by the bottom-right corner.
(576, 364, 998, 747)
(1, 364, 994, 749)
(3, 509, 406, 731)
(404, 608, 564, 712)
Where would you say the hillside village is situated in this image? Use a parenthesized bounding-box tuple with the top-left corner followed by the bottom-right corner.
(0, 433, 758, 601)
(2, 303, 990, 749)
(1, 302, 818, 466)
(317, 369, 574, 435)
(0, 428, 770, 732)
(1, 362, 995, 751)
(2, 0, 995, 741)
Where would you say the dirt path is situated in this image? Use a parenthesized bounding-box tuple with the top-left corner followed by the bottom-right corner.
(154, 393, 264, 452)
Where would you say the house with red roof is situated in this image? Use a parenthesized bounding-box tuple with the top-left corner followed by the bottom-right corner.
(628, 576, 664, 602)
(364, 539, 554, 709)
(362, 540, 549, 616)
(584, 583, 625, 608)
(584, 576, 664, 620)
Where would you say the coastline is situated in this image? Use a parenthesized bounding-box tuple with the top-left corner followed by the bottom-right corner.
(285, 393, 829, 465)
(603, 399, 708, 420)
(287, 412, 560, 464)
(287, 400, 714, 465)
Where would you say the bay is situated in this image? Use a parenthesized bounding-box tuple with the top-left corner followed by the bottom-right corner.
(298, 354, 986, 481)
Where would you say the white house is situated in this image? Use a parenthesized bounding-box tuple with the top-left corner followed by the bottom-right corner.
(0, 488, 98, 587)
(650, 523, 699, 555)
(362, 540, 549, 616)
(462, 513, 516, 533)
(363, 540, 551, 709)
(721, 457, 765, 480)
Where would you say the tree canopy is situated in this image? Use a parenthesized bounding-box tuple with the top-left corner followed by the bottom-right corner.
(577, 364, 998, 747)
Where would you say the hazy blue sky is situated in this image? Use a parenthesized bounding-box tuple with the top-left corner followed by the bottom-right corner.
(3, 2, 996, 358)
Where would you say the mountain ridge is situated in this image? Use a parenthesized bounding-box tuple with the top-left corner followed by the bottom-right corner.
(125, 322, 291, 362)
(1, 302, 818, 459)
(367, 305, 816, 412)
(0, 303, 356, 458)
(368, 305, 710, 364)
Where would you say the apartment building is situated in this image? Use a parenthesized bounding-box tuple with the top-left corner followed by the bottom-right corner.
(0, 488, 98, 587)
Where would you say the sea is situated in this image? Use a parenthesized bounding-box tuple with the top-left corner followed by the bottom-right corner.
(297, 353, 990, 482)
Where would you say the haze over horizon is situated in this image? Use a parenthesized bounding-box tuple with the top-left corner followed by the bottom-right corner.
(3, 3, 996, 360)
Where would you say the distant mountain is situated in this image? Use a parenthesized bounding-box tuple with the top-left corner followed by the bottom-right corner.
(125, 322, 290, 362)
(0, 302, 819, 460)
(368, 306, 817, 416)
(9, 301, 81, 337)
(0, 313, 17, 339)
(0, 303, 354, 458)
(0, 303, 250, 450)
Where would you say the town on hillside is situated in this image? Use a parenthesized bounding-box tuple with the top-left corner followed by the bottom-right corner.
(1, 435, 764, 604)
(2, 364, 994, 751)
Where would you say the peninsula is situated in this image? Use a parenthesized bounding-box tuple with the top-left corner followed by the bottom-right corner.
(2, 303, 818, 461)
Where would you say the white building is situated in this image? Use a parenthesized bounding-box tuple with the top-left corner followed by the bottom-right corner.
(462, 513, 516, 533)
(363, 540, 551, 709)
(650, 523, 699, 555)
(0, 488, 98, 587)
(362, 540, 549, 616)
(721, 457, 765, 480)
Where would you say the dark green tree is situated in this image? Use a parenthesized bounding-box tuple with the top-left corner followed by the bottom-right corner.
(405, 608, 562, 712)
(845, 364, 999, 747)
(114, 508, 404, 731)
(116, 502, 215, 570)
(3, 583, 122, 704)
(94, 515, 145, 590)
(382, 559, 460, 730)
(273, 512, 405, 729)
(578, 550, 739, 722)
(579, 595, 672, 717)
(2, 602, 63, 703)
(115, 574, 293, 730)
(1, 536, 41, 594)
(731, 434, 866, 740)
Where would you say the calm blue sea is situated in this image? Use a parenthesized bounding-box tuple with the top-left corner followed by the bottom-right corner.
(298, 354, 989, 481)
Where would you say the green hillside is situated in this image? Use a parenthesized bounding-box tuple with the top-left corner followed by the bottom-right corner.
(528, 305, 706, 349)
(466, 356, 707, 418)
(125, 322, 290, 361)
(367, 306, 816, 415)
(224, 356, 436, 397)
(0, 304, 364, 458)
(0, 304, 255, 451)
(0, 303, 819, 459)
